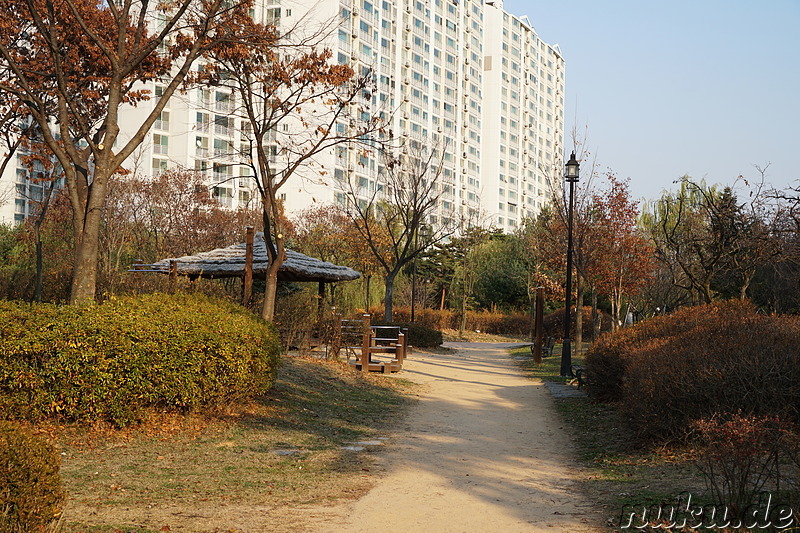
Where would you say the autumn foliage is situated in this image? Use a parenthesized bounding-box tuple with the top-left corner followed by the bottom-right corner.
(585, 300, 800, 442)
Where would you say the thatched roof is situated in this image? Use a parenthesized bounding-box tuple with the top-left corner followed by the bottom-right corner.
(151, 232, 360, 283)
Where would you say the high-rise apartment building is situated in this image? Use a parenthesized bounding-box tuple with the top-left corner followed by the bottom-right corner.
(0, 0, 565, 231)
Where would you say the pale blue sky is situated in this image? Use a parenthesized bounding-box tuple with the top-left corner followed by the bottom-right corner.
(502, 0, 800, 203)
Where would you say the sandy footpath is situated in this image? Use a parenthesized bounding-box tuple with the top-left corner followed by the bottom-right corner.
(305, 342, 601, 533)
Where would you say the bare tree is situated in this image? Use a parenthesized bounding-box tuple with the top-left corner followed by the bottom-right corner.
(345, 139, 452, 322)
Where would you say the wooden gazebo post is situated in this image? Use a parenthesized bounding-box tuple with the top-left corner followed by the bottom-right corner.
(317, 281, 325, 325)
(242, 226, 254, 306)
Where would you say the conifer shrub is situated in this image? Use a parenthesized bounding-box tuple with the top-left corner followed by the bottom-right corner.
(0, 293, 281, 426)
(0, 421, 65, 532)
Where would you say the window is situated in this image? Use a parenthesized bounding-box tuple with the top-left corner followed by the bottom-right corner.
(151, 158, 167, 175)
(152, 134, 168, 155)
(154, 111, 169, 131)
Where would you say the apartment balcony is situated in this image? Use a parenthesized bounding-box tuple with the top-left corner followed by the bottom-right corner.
(215, 100, 234, 113)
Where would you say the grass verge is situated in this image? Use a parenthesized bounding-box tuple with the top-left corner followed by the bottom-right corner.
(53, 355, 418, 533)
(510, 345, 706, 531)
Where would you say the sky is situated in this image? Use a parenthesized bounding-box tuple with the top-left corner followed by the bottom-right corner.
(502, 0, 800, 204)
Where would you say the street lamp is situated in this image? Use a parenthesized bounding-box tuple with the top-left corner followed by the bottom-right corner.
(560, 151, 580, 377)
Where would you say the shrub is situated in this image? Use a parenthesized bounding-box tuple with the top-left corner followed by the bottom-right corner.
(0, 421, 65, 532)
(0, 293, 282, 426)
(373, 321, 443, 348)
(693, 414, 788, 518)
(371, 307, 532, 336)
(586, 300, 800, 442)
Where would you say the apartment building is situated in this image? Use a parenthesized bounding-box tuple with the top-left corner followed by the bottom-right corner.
(0, 0, 565, 231)
(481, 1, 564, 230)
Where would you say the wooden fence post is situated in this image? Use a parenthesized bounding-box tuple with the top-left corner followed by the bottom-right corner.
(533, 287, 544, 364)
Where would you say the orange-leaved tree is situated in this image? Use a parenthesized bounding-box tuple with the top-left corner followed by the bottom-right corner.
(344, 139, 452, 322)
(0, 0, 256, 304)
(591, 174, 655, 328)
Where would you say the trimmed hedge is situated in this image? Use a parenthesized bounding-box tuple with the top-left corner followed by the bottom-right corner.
(371, 307, 531, 336)
(0, 293, 282, 426)
(0, 421, 65, 532)
(373, 321, 443, 348)
(585, 300, 800, 442)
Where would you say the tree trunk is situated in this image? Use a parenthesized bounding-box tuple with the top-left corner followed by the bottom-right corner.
(365, 274, 371, 311)
(740, 270, 754, 300)
(528, 289, 535, 343)
(261, 233, 286, 321)
(591, 286, 600, 341)
(440, 286, 446, 310)
(384, 270, 396, 322)
(69, 208, 103, 305)
(459, 292, 468, 335)
(262, 264, 280, 321)
(575, 274, 584, 356)
(611, 290, 619, 332)
(34, 229, 43, 303)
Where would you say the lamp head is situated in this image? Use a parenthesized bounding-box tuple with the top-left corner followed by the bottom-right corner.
(565, 151, 580, 182)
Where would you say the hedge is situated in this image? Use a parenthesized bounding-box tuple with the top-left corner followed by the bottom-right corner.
(0, 421, 65, 532)
(0, 293, 282, 427)
(585, 300, 800, 442)
(372, 321, 443, 348)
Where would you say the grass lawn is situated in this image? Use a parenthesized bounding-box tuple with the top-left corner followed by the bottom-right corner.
(53, 355, 418, 533)
(510, 344, 707, 531)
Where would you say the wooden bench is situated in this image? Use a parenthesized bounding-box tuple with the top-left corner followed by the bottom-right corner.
(352, 329, 407, 373)
(338, 315, 408, 373)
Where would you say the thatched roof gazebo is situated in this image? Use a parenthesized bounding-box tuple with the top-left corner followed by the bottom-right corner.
(150, 231, 360, 283)
(139, 230, 360, 312)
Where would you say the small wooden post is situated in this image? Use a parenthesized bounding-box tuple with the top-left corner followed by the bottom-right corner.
(242, 226, 254, 306)
(359, 313, 371, 371)
(396, 332, 406, 363)
(169, 260, 178, 293)
(533, 287, 544, 364)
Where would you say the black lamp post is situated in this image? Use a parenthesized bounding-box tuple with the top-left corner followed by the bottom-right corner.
(560, 151, 580, 377)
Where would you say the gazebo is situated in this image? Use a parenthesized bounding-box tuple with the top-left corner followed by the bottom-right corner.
(144, 229, 360, 309)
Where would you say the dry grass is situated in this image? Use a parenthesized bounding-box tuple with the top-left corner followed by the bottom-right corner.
(52, 356, 418, 533)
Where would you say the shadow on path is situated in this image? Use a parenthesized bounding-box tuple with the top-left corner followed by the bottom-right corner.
(309, 342, 601, 533)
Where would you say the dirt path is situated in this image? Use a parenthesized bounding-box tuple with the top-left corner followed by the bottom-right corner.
(304, 342, 600, 533)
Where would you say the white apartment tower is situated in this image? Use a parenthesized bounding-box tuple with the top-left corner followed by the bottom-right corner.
(481, 1, 563, 230)
(0, 0, 565, 231)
